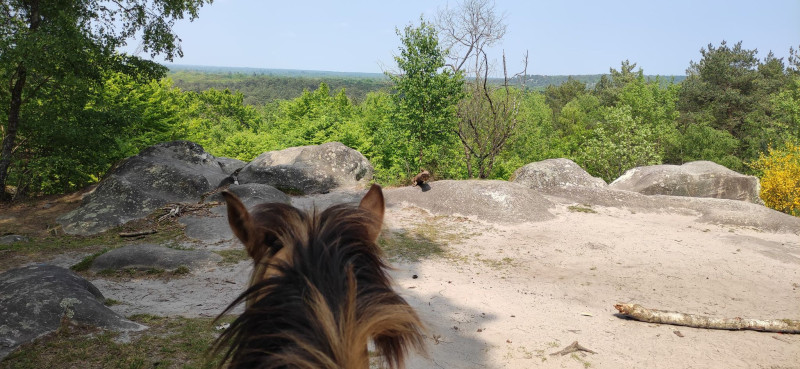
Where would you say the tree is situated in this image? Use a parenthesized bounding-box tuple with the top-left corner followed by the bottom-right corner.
(0, 0, 211, 200)
(578, 105, 663, 182)
(677, 41, 796, 170)
(388, 18, 464, 176)
(456, 53, 527, 178)
(678, 41, 760, 139)
(544, 77, 587, 120)
(594, 60, 641, 106)
(437, 0, 527, 178)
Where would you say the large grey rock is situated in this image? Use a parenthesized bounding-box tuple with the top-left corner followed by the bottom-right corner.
(0, 264, 146, 359)
(609, 161, 762, 204)
(205, 183, 291, 208)
(386, 180, 554, 223)
(0, 235, 28, 245)
(89, 244, 222, 272)
(182, 184, 291, 242)
(511, 158, 606, 189)
(57, 141, 241, 235)
(237, 142, 373, 195)
(539, 186, 800, 234)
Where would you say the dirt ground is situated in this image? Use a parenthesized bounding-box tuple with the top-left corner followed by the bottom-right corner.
(3, 187, 799, 368)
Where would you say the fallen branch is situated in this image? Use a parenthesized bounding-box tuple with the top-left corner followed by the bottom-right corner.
(550, 341, 596, 356)
(159, 205, 181, 221)
(614, 303, 800, 334)
(118, 229, 157, 238)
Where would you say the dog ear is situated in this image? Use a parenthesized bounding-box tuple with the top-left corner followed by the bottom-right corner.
(359, 184, 385, 240)
(222, 191, 258, 255)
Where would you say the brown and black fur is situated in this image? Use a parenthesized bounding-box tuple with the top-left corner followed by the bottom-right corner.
(213, 185, 426, 369)
(411, 170, 430, 187)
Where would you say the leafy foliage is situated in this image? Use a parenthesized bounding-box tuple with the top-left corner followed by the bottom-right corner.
(388, 19, 465, 178)
(0, 0, 211, 199)
(751, 142, 800, 216)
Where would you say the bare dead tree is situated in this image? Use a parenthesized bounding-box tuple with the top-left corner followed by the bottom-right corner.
(437, 0, 506, 75)
(457, 51, 527, 178)
(437, 0, 528, 178)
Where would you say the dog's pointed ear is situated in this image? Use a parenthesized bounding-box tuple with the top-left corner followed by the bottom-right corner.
(222, 191, 256, 249)
(359, 184, 385, 240)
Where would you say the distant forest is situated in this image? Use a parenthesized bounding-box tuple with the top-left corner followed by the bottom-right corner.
(167, 65, 686, 105)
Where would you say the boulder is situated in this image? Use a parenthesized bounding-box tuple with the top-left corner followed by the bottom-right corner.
(511, 158, 606, 189)
(386, 180, 554, 223)
(609, 161, 762, 203)
(181, 184, 291, 242)
(0, 235, 28, 245)
(88, 244, 222, 272)
(237, 142, 373, 195)
(0, 264, 146, 360)
(205, 183, 291, 208)
(57, 141, 242, 235)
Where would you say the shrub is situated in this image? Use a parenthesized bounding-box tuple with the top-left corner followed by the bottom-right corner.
(751, 142, 800, 216)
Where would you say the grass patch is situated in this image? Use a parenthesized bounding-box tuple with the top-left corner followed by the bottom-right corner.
(379, 215, 478, 262)
(568, 204, 597, 214)
(0, 208, 188, 272)
(103, 298, 121, 306)
(173, 265, 191, 275)
(0, 315, 237, 369)
(379, 230, 444, 262)
(94, 267, 190, 280)
(70, 248, 112, 272)
(214, 249, 249, 264)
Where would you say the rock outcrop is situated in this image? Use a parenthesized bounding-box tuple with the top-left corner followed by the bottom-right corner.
(57, 141, 246, 235)
(386, 180, 554, 223)
(237, 142, 373, 195)
(511, 158, 606, 189)
(609, 161, 762, 204)
(88, 244, 222, 272)
(0, 264, 146, 360)
(0, 235, 28, 245)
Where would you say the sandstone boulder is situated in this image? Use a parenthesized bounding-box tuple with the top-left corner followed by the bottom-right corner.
(88, 244, 222, 272)
(609, 161, 762, 203)
(0, 235, 28, 245)
(237, 142, 373, 195)
(0, 264, 145, 360)
(57, 141, 244, 235)
(386, 180, 554, 223)
(511, 158, 606, 189)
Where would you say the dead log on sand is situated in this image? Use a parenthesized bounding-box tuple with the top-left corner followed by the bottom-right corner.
(614, 303, 800, 334)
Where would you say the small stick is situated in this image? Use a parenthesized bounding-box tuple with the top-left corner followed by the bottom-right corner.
(550, 341, 597, 356)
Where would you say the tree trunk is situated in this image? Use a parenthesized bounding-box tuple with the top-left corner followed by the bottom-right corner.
(1, 1, 39, 201)
(0, 65, 27, 201)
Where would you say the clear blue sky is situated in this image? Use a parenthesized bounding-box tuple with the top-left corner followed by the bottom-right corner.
(123, 0, 800, 76)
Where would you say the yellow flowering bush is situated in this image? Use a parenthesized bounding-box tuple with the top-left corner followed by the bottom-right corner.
(751, 142, 800, 216)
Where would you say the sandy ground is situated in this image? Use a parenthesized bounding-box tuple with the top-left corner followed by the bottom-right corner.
(55, 190, 800, 369)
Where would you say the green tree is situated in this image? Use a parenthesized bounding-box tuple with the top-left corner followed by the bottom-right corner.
(388, 18, 464, 176)
(594, 60, 641, 106)
(492, 91, 556, 179)
(578, 105, 663, 182)
(678, 41, 760, 142)
(544, 77, 587, 120)
(0, 0, 211, 199)
(677, 41, 796, 170)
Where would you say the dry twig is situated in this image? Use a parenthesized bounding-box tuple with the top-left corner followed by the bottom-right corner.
(550, 341, 597, 356)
